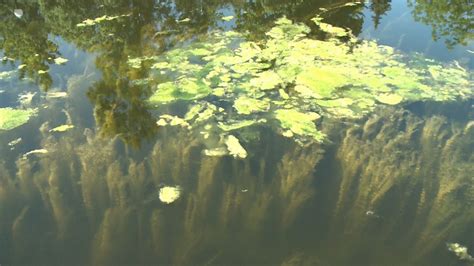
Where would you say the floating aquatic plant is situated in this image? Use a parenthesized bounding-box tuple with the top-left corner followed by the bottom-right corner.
(0, 70, 16, 80)
(0, 108, 37, 131)
(225, 135, 248, 158)
(53, 57, 68, 65)
(221, 15, 234, 21)
(77, 14, 131, 27)
(159, 186, 181, 204)
(50, 124, 74, 132)
(130, 16, 472, 149)
(446, 243, 474, 262)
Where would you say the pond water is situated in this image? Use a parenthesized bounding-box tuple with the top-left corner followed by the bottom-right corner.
(0, 1, 473, 265)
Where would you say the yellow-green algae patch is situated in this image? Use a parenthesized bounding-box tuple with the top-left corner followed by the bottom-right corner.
(275, 109, 324, 142)
(129, 16, 472, 146)
(376, 93, 404, 105)
(158, 186, 181, 204)
(77, 13, 131, 27)
(50, 124, 74, 132)
(149, 79, 211, 104)
(0, 108, 37, 131)
(233, 97, 270, 115)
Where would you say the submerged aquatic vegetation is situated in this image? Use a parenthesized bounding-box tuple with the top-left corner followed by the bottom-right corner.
(0, 108, 37, 131)
(131, 16, 472, 147)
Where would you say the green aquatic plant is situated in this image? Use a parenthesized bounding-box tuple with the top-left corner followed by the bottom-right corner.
(0, 70, 17, 81)
(149, 79, 212, 104)
(447, 243, 474, 262)
(49, 124, 74, 132)
(224, 135, 248, 158)
(159, 186, 182, 204)
(233, 97, 270, 115)
(130, 16, 472, 147)
(0, 108, 36, 131)
(274, 109, 324, 142)
(76, 14, 131, 27)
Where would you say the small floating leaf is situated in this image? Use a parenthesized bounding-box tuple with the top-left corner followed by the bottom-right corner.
(225, 135, 248, 159)
(177, 18, 191, 23)
(50, 124, 74, 132)
(0, 70, 16, 80)
(446, 243, 474, 262)
(77, 14, 131, 27)
(23, 149, 48, 158)
(203, 147, 229, 157)
(13, 9, 23, 18)
(222, 15, 234, 21)
(8, 138, 22, 149)
(46, 91, 68, 99)
(18, 92, 36, 106)
(159, 186, 181, 204)
(54, 57, 68, 65)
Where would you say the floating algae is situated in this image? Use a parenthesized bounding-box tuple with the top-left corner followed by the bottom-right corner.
(49, 124, 74, 132)
(447, 243, 474, 262)
(159, 186, 181, 204)
(130, 16, 472, 147)
(225, 135, 248, 159)
(0, 108, 37, 131)
(53, 57, 68, 65)
(77, 14, 131, 27)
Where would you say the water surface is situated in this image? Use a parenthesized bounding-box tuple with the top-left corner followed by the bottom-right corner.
(0, 1, 473, 265)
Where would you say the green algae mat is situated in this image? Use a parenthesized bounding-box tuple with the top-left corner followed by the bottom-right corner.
(128, 16, 473, 149)
(0, 108, 36, 131)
